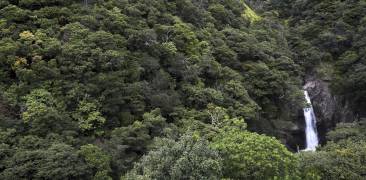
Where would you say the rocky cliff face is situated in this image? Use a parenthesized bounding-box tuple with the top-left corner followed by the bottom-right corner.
(254, 76, 356, 151)
(303, 77, 355, 144)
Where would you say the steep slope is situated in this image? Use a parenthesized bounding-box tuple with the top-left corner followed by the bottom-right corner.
(266, 0, 366, 139)
(0, 0, 305, 178)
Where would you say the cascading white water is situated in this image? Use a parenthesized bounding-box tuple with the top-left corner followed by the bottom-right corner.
(303, 90, 319, 151)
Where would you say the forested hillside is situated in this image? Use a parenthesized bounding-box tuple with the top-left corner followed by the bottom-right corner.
(271, 0, 366, 114)
(0, 0, 365, 179)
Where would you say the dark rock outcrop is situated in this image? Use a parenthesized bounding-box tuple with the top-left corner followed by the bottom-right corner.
(303, 78, 355, 144)
(255, 76, 356, 151)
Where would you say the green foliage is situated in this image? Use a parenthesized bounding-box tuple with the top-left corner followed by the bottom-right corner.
(3, 0, 363, 179)
(160, 41, 177, 56)
(274, 0, 366, 113)
(206, 103, 247, 131)
(243, 3, 262, 23)
(183, 83, 224, 109)
(74, 100, 106, 133)
(211, 130, 299, 179)
(1, 0, 303, 142)
(0, 5, 30, 22)
(123, 133, 222, 180)
(0, 128, 16, 144)
(80, 144, 112, 180)
(298, 120, 366, 180)
(326, 122, 366, 142)
(0, 143, 92, 179)
(107, 109, 167, 176)
(299, 140, 366, 180)
(22, 89, 72, 135)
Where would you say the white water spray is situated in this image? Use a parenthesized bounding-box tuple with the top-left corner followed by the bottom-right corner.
(303, 90, 319, 151)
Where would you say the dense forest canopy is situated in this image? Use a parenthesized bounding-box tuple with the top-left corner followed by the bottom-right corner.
(0, 0, 365, 179)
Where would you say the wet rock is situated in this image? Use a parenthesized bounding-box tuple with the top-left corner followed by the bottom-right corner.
(303, 77, 355, 144)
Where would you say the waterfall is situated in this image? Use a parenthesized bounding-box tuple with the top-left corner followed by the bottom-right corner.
(303, 90, 319, 151)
